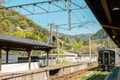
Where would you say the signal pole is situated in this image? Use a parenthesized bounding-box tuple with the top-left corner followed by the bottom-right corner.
(49, 23, 53, 65)
(55, 25, 59, 61)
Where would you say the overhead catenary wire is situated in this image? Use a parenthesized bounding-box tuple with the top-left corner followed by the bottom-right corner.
(76, 4, 99, 33)
(1, 0, 97, 34)
(0, 0, 85, 13)
(82, 10, 102, 31)
(59, 21, 94, 30)
(2, 1, 83, 17)
(1, 0, 88, 23)
(71, 11, 83, 22)
(62, 0, 88, 30)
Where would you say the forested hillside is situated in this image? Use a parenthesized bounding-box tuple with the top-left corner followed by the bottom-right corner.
(92, 29, 108, 39)
(0, 6, 49, 42)
(67, 29, 108, 42)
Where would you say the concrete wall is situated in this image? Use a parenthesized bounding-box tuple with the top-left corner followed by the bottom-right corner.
(0, 63, 88, 80)
(2, 62, 39, 72)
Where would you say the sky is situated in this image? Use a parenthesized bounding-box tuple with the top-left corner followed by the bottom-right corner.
(3, 0, 102, 35)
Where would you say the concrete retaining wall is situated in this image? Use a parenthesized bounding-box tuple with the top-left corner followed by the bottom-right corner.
(0, 63, 88, 80)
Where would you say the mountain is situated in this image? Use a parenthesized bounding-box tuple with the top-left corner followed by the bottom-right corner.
(61, 29, 108, 42)
(71, 34, 92, 42)
(92, 29, 108, 39)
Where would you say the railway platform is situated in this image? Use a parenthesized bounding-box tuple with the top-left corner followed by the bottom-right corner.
(104, 67, 120, 80)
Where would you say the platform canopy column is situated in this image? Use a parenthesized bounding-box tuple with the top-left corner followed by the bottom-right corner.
(0, 49, 2, 71)
(46, 52, 49, 66)
(46, 50, 51, 66)
(27, 49, 32, 70)
(5, 49, 9, 64)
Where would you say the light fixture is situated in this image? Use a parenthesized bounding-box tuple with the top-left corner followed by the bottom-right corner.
(112, 7, 120, 11)
(112, 35, 115, 38)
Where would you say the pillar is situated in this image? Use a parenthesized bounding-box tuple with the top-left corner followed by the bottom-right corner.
(27, 50, 32, 70)
(6, 50, 9, 64)
(0, 49, 2, 71)
(46, 51, 49, 66)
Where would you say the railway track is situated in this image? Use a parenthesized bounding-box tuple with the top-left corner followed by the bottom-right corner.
(49, 66, 98, 80)
(88, 71, 106, 80)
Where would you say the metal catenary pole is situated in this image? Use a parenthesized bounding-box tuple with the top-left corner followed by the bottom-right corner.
(56, 25, 59, 61)
(49, 23, 53, 65)
(89, 37, 92, 64)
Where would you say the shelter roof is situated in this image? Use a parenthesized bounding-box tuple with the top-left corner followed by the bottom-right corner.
(0, 34, 53, 51)
(85, 0, 120, 47)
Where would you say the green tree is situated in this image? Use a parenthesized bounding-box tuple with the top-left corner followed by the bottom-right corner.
(23, 30, 32, 38)
(32, 35, 41, 40)
(69, 38, 77, 50)
(74, 41, 83, 52)
(83, 41, 89, 45)
(12, 30, 25, 38)
(0, 5, 49, 43)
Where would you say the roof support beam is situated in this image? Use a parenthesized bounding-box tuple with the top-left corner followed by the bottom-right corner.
(101, 0, 112, 24)
(101, 24, 120, 30)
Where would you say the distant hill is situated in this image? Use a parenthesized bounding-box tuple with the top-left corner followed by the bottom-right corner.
(92, 29, 108, 39)
(60, 29, 108, 42)
(71, 34, 92, 42)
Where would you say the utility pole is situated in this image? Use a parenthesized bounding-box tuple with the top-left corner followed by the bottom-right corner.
(89, 37, 92, 64)
(49, 23, 53, 65)
(55, 25, 59, 61)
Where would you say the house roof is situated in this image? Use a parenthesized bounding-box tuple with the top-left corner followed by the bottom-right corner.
(0, 34, 54, 51)
(85, 0, 120, 47)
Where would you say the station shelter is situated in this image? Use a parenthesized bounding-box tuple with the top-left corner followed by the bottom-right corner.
(0, 34, 54, 71)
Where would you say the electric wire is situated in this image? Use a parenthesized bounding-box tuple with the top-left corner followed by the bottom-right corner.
(2, 0, 97, 34)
